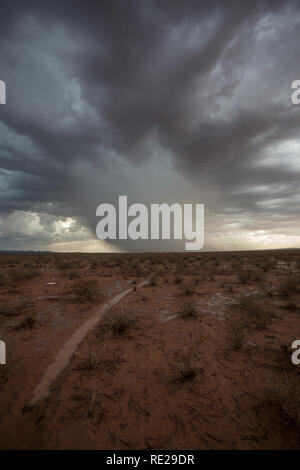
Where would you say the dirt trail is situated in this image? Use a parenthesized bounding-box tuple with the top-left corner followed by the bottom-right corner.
(30, 280, 148, 406)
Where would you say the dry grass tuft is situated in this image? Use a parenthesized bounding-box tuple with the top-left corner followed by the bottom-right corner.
(67, 270, 82, 280)
(227, 294, 274, 350)
(10, 268, 40, 283)
(181, 279, 195, 295)
(231, 325, 245, 350)
(237, 268, 263, 284)
(169, 349, 199, 384)
(0, 272, 11, 288)
(234, 295, 274, 330)
(279, 274, 300, 297)
(0, 268, 39, 288)
(148, 273, 157, 286)
(72, 279, 100, 302)
(180, 300, 198, 319)
(103, 309, 138, 335)
(78, 349, 100, 371)
(15, 314, 36, 330)
(174, 276, 182, 284)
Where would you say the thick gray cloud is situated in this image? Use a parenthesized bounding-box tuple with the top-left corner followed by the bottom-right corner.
(0, 0, 300, 251)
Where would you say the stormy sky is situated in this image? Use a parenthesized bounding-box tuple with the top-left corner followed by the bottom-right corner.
(0, 0, 300, 252)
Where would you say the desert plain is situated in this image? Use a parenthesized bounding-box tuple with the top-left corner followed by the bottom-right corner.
(0, 250, 300, 449)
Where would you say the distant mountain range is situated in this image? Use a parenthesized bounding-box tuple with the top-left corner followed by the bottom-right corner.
(0, 250, 54, 254)
(0, 248, 299, 254)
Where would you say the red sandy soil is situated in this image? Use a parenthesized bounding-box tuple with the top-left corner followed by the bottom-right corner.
(0, 251, 300, 449)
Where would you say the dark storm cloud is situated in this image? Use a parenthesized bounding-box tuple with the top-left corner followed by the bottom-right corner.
(0, 0, 300, 250)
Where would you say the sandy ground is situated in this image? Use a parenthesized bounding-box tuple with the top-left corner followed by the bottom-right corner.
(0, 251, 300, 449)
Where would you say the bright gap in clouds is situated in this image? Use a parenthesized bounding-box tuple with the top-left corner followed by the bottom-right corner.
(254, 139, 300, 172)
(0, 210, 121, 252)
(46, 239, 122, 253)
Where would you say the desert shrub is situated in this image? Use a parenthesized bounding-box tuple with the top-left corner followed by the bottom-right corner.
(169, 350, 198, 383)
(279, 274, 300, 297)
(130, 259, 140, 270)
(72, 279, 100, 302)
(0, 302, 17, 316)
(237, 269, 253, 284)
(68, 270, 81, 280)
(181, 279, 194, 295)
(0, 298, 34, 317)
(87, 389, 101, 418)
(271, 379, 300, 426)
(174, 276, 182, 284)
(56, 259, 70, 270)
(10, 268, 40, 283)
(284, 301, 298, 312)
(261, 258, 275, 272)
(251, 271, 264, 282)
(56, 258, 79, 270)
(103, 309, 138, 335)
(148, 273, 157, 286)
(22, 261, 33, 269)
(78, 349, 99, 371)
(0, 272, 11, 288)
(180, 300, 198, 319)
(231, 325, 245, 350)
(91, 259, 100, 268)
(15, 314, 36, 330)
(0, 268, 40, 287)
(0, 365, 9, 387)
(263, 286, 276, 297)
(234, 295, 273, 330)
(132, 265, 146, 277)
(175, 262, 184, 275)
